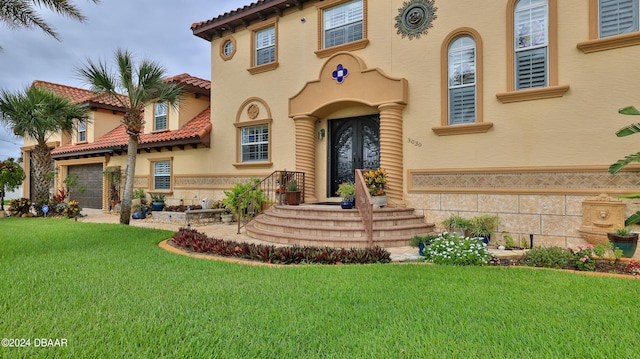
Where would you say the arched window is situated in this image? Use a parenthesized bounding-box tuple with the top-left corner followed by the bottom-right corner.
(434, 28, 492, 136)
(514, 0, 548, 90)
(448, 36, 476, 125)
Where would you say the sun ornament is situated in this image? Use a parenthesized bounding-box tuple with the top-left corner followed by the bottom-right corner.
(395, 0, 438, 40)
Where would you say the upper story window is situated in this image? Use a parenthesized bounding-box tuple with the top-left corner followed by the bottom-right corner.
(220, 37, 237, 61)
(248, 18, 278, 74)
(241, 125, 269, 163)
(153, 160, 171, 191)
(577, 0, 640, 53)
(434, 27, 492, 136)
(324, 0, 363, 48)
(154, 102, 167, 131)
(514, 0, 548, 90)
(255, 27, 276, 66)
(448, 36, 476, 125)
(77, 119, 86, 142)
(599, 0, 638, 37)
(315, 0, 368, 58)
(496, 0, 568, 103)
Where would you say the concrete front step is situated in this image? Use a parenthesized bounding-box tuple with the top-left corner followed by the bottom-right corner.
(245, 204, 436, 248)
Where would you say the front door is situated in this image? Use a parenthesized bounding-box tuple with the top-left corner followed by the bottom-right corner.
(329, 115, 380, 197)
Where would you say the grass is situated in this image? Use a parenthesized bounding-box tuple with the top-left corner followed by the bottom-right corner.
(1, 218, 640, 358)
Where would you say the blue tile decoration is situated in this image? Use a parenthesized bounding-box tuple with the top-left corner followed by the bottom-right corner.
(332, 64, 349, 84)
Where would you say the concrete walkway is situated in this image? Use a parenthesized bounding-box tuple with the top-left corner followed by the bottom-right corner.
(78, 208, 424, 262)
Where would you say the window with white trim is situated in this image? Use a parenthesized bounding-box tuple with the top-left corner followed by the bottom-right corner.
(241, 125, 269, 162)
(599, 0, 639, 38)
(448, 36, 476, 125)
(255, 27, 275, 66)
(154, 102, 167, 131)
(153, 160, 171, 190)
(77, 119, 86, 142)
(323, 0, 363, 48)
(514, 0, 548, 90)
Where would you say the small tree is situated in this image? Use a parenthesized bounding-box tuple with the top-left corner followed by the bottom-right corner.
(0, 157, 25, 211)
(609, 106, 640, 225)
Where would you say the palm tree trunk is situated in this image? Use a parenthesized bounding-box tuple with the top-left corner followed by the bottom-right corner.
(32, 142, 53, 203)
(119, 134, 139, 225)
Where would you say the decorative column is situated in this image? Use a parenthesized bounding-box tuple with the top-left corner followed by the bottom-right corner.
(293, 115, 318, 203)
(378, 102, 406, 207)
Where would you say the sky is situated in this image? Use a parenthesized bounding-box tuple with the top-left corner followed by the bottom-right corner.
(0, 0, 250, 160)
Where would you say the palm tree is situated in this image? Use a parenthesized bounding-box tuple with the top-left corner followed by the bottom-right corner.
(0, 0, 99, 43)
(76, 49, 183, 225)
(0, 85, 89, 204)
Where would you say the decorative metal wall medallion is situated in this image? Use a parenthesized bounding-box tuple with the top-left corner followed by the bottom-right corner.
(395, 0, 438, 40)
(247, 103, 259, 119)
(332, 64, 349, 84)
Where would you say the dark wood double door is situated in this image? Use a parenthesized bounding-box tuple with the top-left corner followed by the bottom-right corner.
(329, 115, 380, 197)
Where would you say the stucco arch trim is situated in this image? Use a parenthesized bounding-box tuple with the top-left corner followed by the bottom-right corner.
(235, 97, 273, 123)
(289, 52, 408, 118)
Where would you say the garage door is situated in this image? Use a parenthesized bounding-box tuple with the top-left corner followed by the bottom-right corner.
(68, 164, 103, 209)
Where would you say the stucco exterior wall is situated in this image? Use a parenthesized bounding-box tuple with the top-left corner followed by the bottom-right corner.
(200, 0, 640, 247)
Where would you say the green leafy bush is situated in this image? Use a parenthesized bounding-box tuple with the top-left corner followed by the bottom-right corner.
(524, 247, 574, 269)
(8, 198, 31, 216)
(423, 232, 491, 266)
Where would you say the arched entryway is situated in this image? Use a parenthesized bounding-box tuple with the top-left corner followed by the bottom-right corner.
(289, 52, 408, 205)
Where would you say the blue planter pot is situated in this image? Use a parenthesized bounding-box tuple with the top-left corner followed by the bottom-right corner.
(340, 201, 354, 209)
(132, 211, 146, 220)
(418, 242, 425, 256)
(152, 202, 165, 211)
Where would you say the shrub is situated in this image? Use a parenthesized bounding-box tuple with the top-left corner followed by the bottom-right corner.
(8, 198, 31, 216)
(423, 232, 491, 266)
(524, 247, 574, 269)
(625, 260, 640, 275)
(572, 244, 596, 271)
(170, 228, 391, 265)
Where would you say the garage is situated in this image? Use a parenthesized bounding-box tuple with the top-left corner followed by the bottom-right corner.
(68, 164, 103, 209)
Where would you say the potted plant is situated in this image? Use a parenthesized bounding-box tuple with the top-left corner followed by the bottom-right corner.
(441, 214, 471, 237)
(470, 214, 499, 244)
(221, 209, 234, 225)
(410, 234, 438, 256)
(607, 227, 639, 258)
(131, 203, 146, 219)
(364, 168, 387, 208)
(336, 181, 355, 209)
(285, 179, 301, 206)
(133, 188, 151, 215)
(150, 193, 166, 211)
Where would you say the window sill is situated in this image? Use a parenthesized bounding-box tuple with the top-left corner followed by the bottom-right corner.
(233, 162, 273, 169)
(314, 39, 369, 58)
(495, 85, 569, 104)
(247, 62, 279, 75)
(151, 129, 169, 134)
(577, 32, 640, 53)
(75, 141, 88, 145)
(432, 122, 493, 136)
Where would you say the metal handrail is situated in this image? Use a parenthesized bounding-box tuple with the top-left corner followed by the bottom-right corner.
(355, 169, 373, 247)
(236, 170, 305, 234)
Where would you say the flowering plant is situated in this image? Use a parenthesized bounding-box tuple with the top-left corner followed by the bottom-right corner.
(423, 231, 491, 266)
(573, 244, 596, 271)
(364, 168, 387, 196)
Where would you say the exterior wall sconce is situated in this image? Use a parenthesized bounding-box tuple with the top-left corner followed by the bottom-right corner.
(318, 128, 325, 140)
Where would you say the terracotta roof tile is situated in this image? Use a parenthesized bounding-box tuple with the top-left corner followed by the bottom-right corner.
(51, 107, 212, 157)
(32, 80, 127, 110)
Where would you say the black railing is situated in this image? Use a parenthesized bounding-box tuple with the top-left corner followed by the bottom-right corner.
(236, 170, 305, 234)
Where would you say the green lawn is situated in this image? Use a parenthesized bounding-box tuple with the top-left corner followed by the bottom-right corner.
(1, 218, 639, 358)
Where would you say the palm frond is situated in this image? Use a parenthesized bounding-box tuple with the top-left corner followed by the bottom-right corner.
(615, 123, 640, 137)
(608, 151, 640, 174)
(625, 211, 640, 226)
(619, 106, 640, 116)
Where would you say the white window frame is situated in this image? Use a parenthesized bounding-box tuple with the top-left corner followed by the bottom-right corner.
(154, 102, 167, 131)
(514, 0, 548, 90)
(448, 36, 476, 125)
(77, 119, 86, 142)
(323, 0, 364, 49)
(255, 27, 276, 66)
(153, 160, 171, 191)
(241, 125, 269, 163)
(599, 0, 639, 38)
